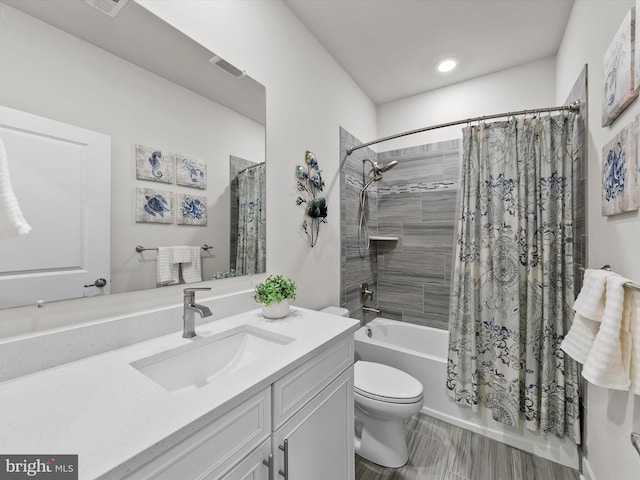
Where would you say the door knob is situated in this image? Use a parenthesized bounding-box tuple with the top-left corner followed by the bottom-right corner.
(84, 278, 107, 288)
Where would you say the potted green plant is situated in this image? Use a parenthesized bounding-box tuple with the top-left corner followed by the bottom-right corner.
(253, 274, 297, 319)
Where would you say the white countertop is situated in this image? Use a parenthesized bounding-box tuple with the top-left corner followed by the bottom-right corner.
(0, 307, 359, 479)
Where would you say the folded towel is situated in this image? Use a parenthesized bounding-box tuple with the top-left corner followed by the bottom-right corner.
(0, 136, 31, 238)
(181, 246, 202, 284)
(581, 274, 632, 390)
(630, 291, 640, 395)
(561, 312, 601, 364)
(573, 268, 614, 320)
(171, 246, 192, 264)
(561, 268, 612, 362)
(157, 247, 179, 285)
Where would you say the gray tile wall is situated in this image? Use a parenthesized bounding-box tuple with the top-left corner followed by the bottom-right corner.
(376, 141, 461, 329)
(340, 127, 461, 330)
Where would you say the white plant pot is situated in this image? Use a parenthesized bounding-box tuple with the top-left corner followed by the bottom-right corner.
(261, 299, 290, 319)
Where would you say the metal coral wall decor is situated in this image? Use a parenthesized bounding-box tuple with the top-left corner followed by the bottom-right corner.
(295, 150, 327, 247)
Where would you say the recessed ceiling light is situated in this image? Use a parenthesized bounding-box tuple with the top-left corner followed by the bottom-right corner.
(437, 58, 457, 73)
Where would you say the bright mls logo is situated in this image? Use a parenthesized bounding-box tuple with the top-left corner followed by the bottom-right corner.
(0, 455, 77, 479)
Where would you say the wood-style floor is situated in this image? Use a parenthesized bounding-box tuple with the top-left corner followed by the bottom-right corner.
(355, 413, 581, 480)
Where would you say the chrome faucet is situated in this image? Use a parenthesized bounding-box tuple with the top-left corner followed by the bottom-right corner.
(183, 288, 213, 338)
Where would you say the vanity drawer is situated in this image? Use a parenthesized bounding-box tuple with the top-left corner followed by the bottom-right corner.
(124, 388, 271, 480)
(272, 337, 353, 429)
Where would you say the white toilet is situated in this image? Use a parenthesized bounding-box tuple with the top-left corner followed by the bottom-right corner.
(320, 307, 425, 468)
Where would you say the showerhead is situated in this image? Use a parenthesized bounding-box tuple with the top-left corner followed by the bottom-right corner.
(377, 160, 398, 174)
(363, 158, 398, 180)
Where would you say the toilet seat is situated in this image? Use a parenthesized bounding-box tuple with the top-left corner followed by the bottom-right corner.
(354, 361, 423, 404)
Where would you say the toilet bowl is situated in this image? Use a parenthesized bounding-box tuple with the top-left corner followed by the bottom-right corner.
(354, 360, 424, 467)
(319, 307, 425, 468)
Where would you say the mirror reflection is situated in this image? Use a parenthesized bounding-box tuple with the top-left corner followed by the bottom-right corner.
(0, 0, 266, 309)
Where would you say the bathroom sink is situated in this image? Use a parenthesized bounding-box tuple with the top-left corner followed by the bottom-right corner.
(130, 325, 294, 392)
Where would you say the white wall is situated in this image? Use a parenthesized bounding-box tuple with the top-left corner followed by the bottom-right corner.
(0, 4, 264, 294)
(556, 1, 640, 479)
(377, 57, 556, 150)
(136, 0, 377, 310)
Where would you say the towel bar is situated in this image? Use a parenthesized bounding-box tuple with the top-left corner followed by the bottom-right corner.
(135, 244, 213, 253)
(579, 265, 640, 292)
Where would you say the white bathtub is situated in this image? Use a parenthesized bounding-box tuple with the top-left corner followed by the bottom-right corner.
(354, 318, 579, 469)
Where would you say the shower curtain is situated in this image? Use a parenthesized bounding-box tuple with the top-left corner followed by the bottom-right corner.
(447, 114, 581, 443)
(236, 163, 266, 275)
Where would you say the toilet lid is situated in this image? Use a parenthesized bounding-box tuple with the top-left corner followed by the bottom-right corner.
(354, 361, 423, 404)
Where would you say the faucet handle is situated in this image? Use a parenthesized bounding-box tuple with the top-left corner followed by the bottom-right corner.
(183, 287, 212, 294)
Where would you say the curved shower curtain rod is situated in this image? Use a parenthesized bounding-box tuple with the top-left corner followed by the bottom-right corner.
(345, 101, 581, 156)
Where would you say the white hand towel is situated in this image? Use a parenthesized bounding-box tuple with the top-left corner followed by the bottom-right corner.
(581, 274, 632, 390)
(573, 268, 613, 320)
(630, 291, 640, 395)
(561, 312, 601, 364)
(171, 246, 192, 265)
(157, 247, 179, 284)
(561, 268, 612, 363)
(181, 246, 202, 284)
(0, 136, 31, 238)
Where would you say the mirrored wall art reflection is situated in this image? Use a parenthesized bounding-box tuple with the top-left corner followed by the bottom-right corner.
(136, 187, 173, 224)
(176, 155, 207, 189)
(177, 193, 208, 226)
(135, 144, 175, 183)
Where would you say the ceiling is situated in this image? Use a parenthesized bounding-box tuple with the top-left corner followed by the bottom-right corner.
(2, 0, 266, 124)
(284, 0, 575, 105)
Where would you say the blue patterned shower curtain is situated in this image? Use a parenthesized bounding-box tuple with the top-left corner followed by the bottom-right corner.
(447, 114, 581, 443)
(236, 163, 266, 275)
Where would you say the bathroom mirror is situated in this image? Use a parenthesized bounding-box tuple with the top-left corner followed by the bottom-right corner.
(0, 0, 266, 308)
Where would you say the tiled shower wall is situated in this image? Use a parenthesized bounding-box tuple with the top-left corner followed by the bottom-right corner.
(339, 127, 460, 329)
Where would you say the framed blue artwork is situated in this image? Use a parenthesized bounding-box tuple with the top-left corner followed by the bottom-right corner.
(135, 144, 175, 184)
(136, 187, 173, 224)
(603, 9, 638, 127)
(602, 120, 639, 216)
(177, 193, 207, 226)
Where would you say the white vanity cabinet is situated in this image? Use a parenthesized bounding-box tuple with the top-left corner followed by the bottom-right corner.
(122, 335, 355, 480)
(272, 368, 354, 480)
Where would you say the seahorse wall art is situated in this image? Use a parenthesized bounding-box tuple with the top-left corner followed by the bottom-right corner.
(135, 143, 175, 184)
(602, 120, 639, 216)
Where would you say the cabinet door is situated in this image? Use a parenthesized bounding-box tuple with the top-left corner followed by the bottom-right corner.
(273, 366, 354, 480)
(215, 439, 271, 480)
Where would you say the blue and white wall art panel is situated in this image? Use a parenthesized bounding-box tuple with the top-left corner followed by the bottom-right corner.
(602, 120, 639, 216)
(177, 193, 207, 226)
(176, 155, 207, 189)
(135, 143, 175, 183)
(603, 8, 638, 127)
(136, 187, 174, 224)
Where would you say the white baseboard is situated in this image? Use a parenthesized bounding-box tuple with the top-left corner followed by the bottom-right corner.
(580, 456, 596, 480)
(421, 405, 580, 470)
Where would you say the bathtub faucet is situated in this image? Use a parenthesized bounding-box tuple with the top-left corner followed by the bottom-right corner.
(361, 283, 374, 301)
(362, 306, 381, 315)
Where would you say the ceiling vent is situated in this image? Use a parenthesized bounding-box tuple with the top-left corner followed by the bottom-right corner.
(209, 55, 246, 79)
(84, 0, 129, 18)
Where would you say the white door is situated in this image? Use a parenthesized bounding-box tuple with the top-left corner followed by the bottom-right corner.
(0, 105, 110, 308)
(273, 367, 355, 480)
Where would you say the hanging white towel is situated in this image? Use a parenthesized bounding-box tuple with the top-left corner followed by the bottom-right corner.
(181, 246, 202, 284)
(0, 136, 31, 238)
(171, 246, 192, 265)
(630, 291, 640, 395)
(561, 268, 614, 363)
(157, 247, 179, 285)
(581, 274, 633, 390)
